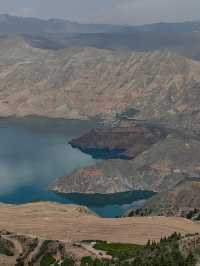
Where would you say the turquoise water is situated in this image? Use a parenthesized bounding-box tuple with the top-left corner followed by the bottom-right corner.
(0, 117, 154, 217)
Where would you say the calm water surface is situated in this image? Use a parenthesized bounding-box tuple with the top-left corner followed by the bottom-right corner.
(0, 117, 153, 217)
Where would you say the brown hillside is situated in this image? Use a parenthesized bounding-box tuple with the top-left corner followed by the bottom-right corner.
(0, 202, 200, 245)
(0, 35, 200, 128)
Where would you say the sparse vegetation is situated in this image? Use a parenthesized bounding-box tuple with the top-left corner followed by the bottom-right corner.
(45, 233, 197, 266)
(60, 257, 76, 266)
(1, 231, 200, 266)
(33, 240, 53, 263)
(94, 241, 143, 261)
(40, 253, 56, 266)
(81, 256, 109, 266)
(88, 233, 198, 266)
(126, 180, 200, 221)
(116, 108, 139, 120)
(0, 237, 14, 256)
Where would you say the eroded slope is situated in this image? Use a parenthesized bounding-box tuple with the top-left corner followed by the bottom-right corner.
(1, 35, 200, 127)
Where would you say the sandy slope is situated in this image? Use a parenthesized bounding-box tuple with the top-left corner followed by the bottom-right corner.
(0, 202, 200, 245)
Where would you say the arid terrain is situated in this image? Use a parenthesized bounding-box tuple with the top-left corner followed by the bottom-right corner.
(1, 14, 200, 265)
(0, 202, 200, 265)
(0, 202, 200, 266)
(1, 27, 200, 198)
(126, 178, 200, 219)
(1, 34, 200, 126)
(0, 202, 200, 245)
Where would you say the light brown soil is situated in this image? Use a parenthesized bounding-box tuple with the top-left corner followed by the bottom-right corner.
(0, 255, 16, 266)
(0, 202, 200, 245)
(0, 233, 24, 266)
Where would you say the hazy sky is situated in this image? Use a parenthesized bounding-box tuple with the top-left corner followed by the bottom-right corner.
(0, 0, 200, 25)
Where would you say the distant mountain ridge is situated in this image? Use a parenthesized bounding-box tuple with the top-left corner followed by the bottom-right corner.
(137, 21, 200, 33)
(2, 14, 200, 60)
(1, 14, 200, 35)
(0, 13, 132, 34)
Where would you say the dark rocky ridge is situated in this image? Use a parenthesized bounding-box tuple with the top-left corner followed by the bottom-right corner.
(54, 190, 156, 207)
(70, 120, 169, 160)
(51, 119, 200, 194)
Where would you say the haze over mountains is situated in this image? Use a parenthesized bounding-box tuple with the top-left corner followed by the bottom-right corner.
(1, 14, 200, 34)
(0, 13, 133, 34)
(1, 14, 200, 221)
(1, 14, 200, 59)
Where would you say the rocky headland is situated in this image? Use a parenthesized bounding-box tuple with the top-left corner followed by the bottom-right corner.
(70, 120, 169, 160)
(51, 118, 200, 194)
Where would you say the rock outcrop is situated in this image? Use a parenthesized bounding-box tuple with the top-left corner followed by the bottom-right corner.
(70, 120, 169, 160)
(52, 120, 200, 194)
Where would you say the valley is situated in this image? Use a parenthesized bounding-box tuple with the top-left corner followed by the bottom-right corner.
(0, 13, 200, 265)
(0, 117, 155, 218)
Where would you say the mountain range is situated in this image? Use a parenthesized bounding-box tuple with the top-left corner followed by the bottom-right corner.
(1, 34, 200, 125)
(1, 14, 200, 266)
(1, 14, 200, 222)
(1, 14, 200, 60)
(0, 13, 200, 34)
(1, 14, 200, 35)
(0, 14, 132, 34)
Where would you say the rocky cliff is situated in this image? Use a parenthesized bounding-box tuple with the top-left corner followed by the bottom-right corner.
(70, 121, 169, 159)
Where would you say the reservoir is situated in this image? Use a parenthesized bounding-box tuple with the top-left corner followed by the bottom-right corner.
(0, 117, 154, 217)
